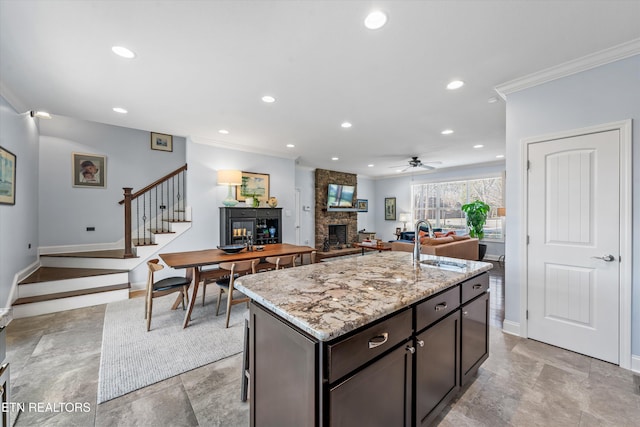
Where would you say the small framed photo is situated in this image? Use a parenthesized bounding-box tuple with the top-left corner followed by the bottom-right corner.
(150, 132, 173, 152)
(385, 197, 396, 221)
(356, 199, 368, 212)
(72, 152, 106, 188)
(0, 146, 16, 205)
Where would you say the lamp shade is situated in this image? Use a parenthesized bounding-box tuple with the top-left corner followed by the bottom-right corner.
(217, 170, 242, 186)
(398, 213, 412, 223)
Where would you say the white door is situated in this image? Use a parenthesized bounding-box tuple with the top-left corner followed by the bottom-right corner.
(527, 129, 620, 364)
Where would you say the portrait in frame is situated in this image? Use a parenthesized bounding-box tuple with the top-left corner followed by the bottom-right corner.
(236, 171, 270, 203)
(72, 152, 106, 188)
(150, 132, 173, 152)
(385, 197, 396, 220)
(0, 146, 16, 205)
(356, 199, 368, 212)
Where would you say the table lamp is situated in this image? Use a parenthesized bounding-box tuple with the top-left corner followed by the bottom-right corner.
(217, 170, 242, 207)
(399, 213, 412, 231)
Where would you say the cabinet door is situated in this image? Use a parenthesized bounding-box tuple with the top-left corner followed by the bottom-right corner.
(330, 343, 412, 427)
(461, 292, 489, 386)
(415, 311, 460, 427)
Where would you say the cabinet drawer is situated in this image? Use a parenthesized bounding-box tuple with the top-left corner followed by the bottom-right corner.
(229, 208, 257, 218)
(328, 309, 412, 383)
(416, 286, 460, 332)
(256, 208, 281, 219)
(461, 273, 489, 304)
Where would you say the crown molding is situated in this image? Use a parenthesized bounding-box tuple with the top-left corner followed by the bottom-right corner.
(495, 38, 640, 99)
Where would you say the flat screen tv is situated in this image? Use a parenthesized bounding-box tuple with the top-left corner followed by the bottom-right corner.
(327, 184, 355, 208)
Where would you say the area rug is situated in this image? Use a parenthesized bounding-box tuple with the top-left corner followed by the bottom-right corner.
(98, 291, 246, 403)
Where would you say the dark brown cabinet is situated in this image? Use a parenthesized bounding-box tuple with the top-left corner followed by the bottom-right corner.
(415, 311, 460, 426)
(248, 271, 490, 427)
(220, 207, 282, 245)
(461, 291, 489, 385)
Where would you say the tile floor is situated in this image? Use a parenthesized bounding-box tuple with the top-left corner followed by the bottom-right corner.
(6, 262, 640, 426)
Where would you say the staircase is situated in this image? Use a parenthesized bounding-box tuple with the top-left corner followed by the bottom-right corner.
(12, 165, 191, 318)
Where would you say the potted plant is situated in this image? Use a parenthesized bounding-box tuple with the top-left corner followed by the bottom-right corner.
(461, 200, 490, 260)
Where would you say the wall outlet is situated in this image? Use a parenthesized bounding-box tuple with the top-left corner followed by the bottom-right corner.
(86, 226, 95, 231)
(160, 205, 167, 210)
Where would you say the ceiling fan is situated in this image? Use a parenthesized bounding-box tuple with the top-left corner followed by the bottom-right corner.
(390, 156, 441, 172)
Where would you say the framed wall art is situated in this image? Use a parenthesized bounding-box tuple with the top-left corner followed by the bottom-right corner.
(356, 199, 368, 212)
(72, 152, 106, 188)
(384, 197, 396, 220)
(0, 146, 16, 205)
(236, 171, 270, 203)
(150, 132, 173, 152)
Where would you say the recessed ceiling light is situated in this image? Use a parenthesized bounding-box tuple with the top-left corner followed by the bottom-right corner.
(447, 80, 465, 90)
(441, 129, 454, 135)
(261, 95, 276, 103)
(368, 164, 374, 167)
(218, 129, 229, 134)
(473, 144, 484, 149)
(396, 169, 403, 173)
(341, 122, 352, 128)
(364, 10, 387, 29)
(111, 46, 136, 59)
(286, 144, 295, 148)
(113, 107, 127, 114)
(496, 154, 505, 158)
(331, 157, 339, 161)
(487, 96, 499, 104)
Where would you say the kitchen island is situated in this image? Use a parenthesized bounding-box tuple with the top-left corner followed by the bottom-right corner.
(235, 251, 492, 427)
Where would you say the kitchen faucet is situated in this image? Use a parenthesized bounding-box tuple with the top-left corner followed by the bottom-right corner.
(414, 219, 434, 263)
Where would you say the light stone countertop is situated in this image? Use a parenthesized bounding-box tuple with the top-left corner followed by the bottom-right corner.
(0, 308, 13, 329)
(235, 251, 492, 341)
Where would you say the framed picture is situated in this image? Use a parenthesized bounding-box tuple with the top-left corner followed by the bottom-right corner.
(0, 146, 16, 205)
(385, 197, 396, 220)
(72, 152, 106, 188)
(150, 132, 173, 152)
(236, 171, 270, 203)
(356, 199, 368, 212)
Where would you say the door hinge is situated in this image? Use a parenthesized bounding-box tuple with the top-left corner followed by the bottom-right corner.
(526, 310, 529, 320)
(527, 235, 530, 244)
(527, 160, 531, 170)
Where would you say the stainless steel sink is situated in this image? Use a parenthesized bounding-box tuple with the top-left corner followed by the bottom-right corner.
(419, 259, 468, 271)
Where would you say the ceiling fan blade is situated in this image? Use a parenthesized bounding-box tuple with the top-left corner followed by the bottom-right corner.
(419, 164, 436, 170)
(421, 160, 442, 165)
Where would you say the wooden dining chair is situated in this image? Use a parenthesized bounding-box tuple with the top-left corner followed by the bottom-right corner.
(200, 267, 229, 307)
(215, 258, 259, 328)
(146, 259, 191, 332)
(264, 254, 298, 270)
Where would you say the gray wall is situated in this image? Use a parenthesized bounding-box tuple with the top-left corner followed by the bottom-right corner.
(0, 96, 39, 306)
(38, 116, 186, 248)
(504, 55, 640, 354)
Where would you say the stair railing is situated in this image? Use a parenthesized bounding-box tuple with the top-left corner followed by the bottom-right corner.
(119, 164, 188, 258)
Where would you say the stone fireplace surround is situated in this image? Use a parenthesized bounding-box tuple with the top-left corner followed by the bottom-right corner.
(315, 169, 357, 250)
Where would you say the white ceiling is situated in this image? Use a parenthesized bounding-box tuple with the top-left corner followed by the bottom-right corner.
(2, 0, 639, 177)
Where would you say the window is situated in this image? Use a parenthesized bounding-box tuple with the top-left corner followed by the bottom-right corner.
(411, 176, 504, 241)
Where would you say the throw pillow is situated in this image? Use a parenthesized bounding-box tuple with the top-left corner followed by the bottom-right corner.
(420, 236, 455, 246)
(451, 234, 471, 241)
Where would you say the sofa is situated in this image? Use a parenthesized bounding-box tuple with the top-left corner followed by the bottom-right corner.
(391, 237, 479, 261)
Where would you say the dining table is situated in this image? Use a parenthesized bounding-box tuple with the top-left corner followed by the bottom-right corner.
(159, 243, 317, 328)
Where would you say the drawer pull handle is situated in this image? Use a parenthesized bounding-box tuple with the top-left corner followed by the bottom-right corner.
(472, 284, 483, 290)
(417, 339, 425, 347)
(406, 345, 415, 354)
(368, 332, 389, 349)
(434, 303, 448, 311)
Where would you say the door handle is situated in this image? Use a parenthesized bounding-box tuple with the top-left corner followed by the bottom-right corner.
(591, 254, 615, 262)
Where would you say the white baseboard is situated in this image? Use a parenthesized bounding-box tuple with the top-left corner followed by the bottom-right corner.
(5, 260, 40, 308)
(483, 254, 500, 261)
(632, 354, 640, 374)
(39, 241, 122, 255)
(502, 320, 521, 336)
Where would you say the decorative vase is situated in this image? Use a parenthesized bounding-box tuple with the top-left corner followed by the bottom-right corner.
(267, 196, 278, 208)
(269, 226, 276, 237)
